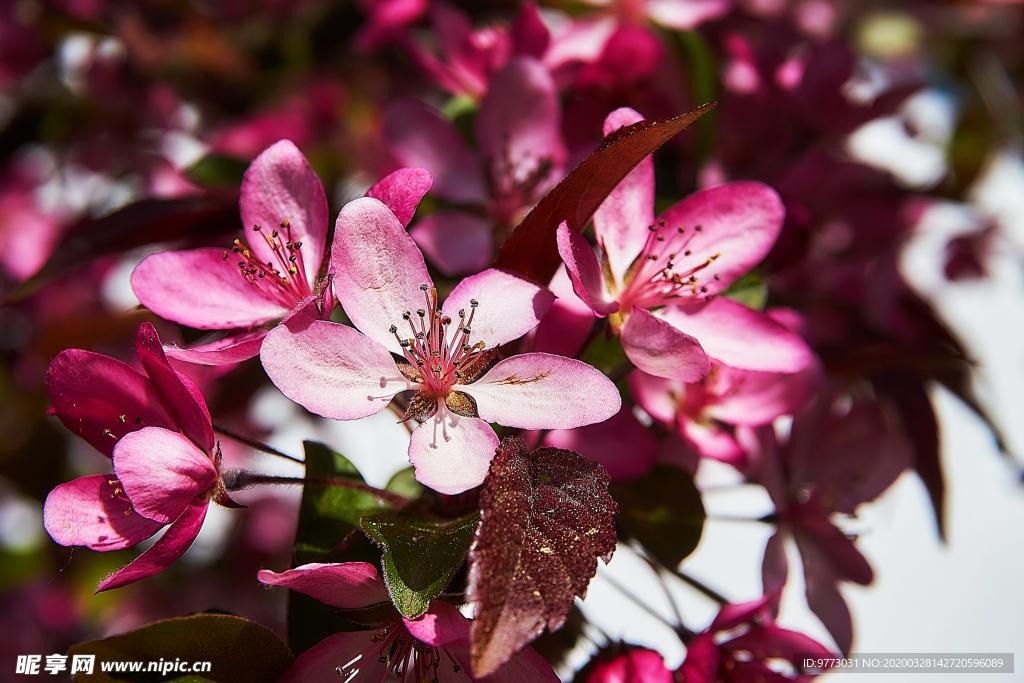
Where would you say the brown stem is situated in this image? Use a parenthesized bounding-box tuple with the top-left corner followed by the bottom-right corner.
(213, 424, 304, 464)
(223, 470, 411, 507)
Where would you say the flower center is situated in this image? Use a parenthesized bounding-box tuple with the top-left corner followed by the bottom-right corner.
(621, 222, 722, 310)
(389, 285, 487, 397)
(225, 219, 312, 307)
(335, 623, 463, 683)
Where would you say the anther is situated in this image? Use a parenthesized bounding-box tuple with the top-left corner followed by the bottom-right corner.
(420, 284, 429, 291)
(695, 225, 703, 231)
(389, 325, 398, 333)
(469, 299, 479, 307)
(118, 414, 126, 423)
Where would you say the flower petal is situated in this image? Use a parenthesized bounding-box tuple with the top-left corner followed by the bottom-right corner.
(384, 100, 486, 203)
(330, 196, 434, 354)
(46, 349, 175, 457)
(96, 499, 208, 592)
(646, 0, 731, 30)
(544, 405, 657, 480)
(705, 362, 821, 426)
(278, 630, 387, 683)
(239, 139, 329, 284)
(366, 167, 433, 228)
(261, 320, 411, 420)
(462, 353, 621, 429)
(402, 600, 471, 649)
(529, 266, 596, 357)
(678, 633, 720, 683)
(163, 328, 268, 366)
(661, 298, 813, 373)
(441, 268, 555, 348)
(408, 409, 498, 495)
(484, 645, 566, 683)
(620, 308, 711, 382)
(594, 107, 655, 288)
(476, 57, 566, 202)
(651, 181, 785, 297)
(258, 562, 390, 609)
(135, 323, 215, 452)
(762, 530, 789, 595)
(43, 475, 163, 551)
(556, 221, 618, 316)
(411, 211, 494, 276)
(113, 428, 217, 525)
(132, 248, 292, 329)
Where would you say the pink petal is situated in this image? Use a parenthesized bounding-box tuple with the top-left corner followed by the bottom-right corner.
(46, 349, 175, 457)
(409, 409, 499, 495)
(462, 353, 621, 430)
(651, 181, 785, 298)
(710, 594, 777, 633)
(620, 308, 711, 382)
(239, 139, 329, 284)
(163, 328, 268, 366)
(660, 298, 813, 373)
(96, 499, 208, 592)
(112, 428, 216, 525)
(330, 196, 434, 354)
(594, 107, 655, 288)
(678, 633, 720, 683)
(278, 630, 387, 683)
(366, 167, 433, 228)
(762, 530, 789, 595)
(476, 57, 566, 200)
(384, 100, 486, 203)
(260, 320, 412, 421)
(411, 211, 494, 276)
(544, 405, 657, 481)
(589, 649, 673, 683)
(43, 475, 163, 551)
(441, 268, 555, 348)
(705, 362, 821, 426)
(510, 2, 550, 58)
(529, 266, 597, 357)
(402, 600, 471, 649)
(484, 644, 561, 682)
(135, 323, 215, 452)
(679, 419, 746, 467)
(793, 516, 873, 586)
(646, 0, 732, 30)
(132, 248, 292, 329)
(556, 221, 618, 316)
(796, 533, 855, 655)
(258, 562, 390, 609)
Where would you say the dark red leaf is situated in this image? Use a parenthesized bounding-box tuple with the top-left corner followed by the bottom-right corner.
(9, 193, 239, 301)
(493, 103, 716, 284)
(467, 437, 618, 677)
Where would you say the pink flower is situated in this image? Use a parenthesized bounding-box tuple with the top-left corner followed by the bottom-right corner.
(131, 140, 333, 365)
(588, 648, 673, 683)
(42, 323, 232, 592)
(578, 0, 732, 31)
(754, 389, 912, 653)
(385, 56, 567, 275)
(258, 562, 559, 682)
(679, 593, 834, 683)
(557, 107, 813, 382)
(260, 170, 621, 495)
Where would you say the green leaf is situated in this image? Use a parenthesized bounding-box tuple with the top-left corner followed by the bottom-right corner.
(610, 465, 706, 568)
(385, 467, 425, 500)
(361, 511, 479, 619)
(69, 614, 292, 683)
(289, 441, 393, 655)
(722, 271, 767, 311)
(581, 333, 628, 375)
(185, 154, 248, 187)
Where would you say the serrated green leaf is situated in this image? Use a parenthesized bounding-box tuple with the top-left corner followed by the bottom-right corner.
(722, 271, 767, 311)
(385, 467, 425, 500)
(289, 441, 393, 655)
(69, 614, 291, 683)
(361, 511, 479, 618)
(610, 465, 706, 568)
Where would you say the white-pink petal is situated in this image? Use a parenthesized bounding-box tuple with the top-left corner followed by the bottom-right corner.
(366, 167, 432, 228)
(408, 408, 499, 495)
(411, 211, 494, 276)
(462, 353, 621, 430)
(556, 222, 618, 316)
(163, 328, 268, 366)
(261, 320, 412, 421)
(330, 196, 434, 354)
(441, 269, 555, 349)
(620, 308, 711, 382)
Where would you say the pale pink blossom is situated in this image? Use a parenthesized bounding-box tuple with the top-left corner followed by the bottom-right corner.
(579, 0, 732, 31)
(261, 170, 620, 494)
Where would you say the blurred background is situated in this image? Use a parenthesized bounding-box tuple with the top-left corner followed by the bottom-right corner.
(0, 0, 1021, 679)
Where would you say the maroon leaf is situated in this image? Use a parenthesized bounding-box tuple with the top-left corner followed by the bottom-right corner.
(9, 192, 239, 301)
(494, 103, 716, 284)
(467, 437, 618, 677)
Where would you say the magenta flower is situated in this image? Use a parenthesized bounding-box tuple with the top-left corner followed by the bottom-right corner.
(680, 593, 834, 683)
(261, 171, 621, 494)
(259, 562, 559, 682)
(580, 0, 732, 31)
(587, 648, 673, 683)
(131, 139, 333, 365)
(557, 107, 813, 382)
(42, 323, 231, 592)
(755, 389, 912, 653)
(385, 56, 567, 275)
